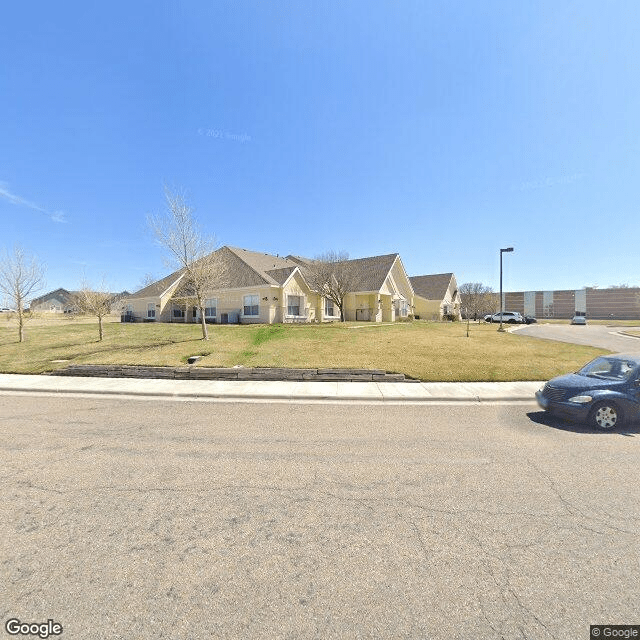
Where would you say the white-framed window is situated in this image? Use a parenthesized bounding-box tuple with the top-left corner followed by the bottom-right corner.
(287, 294, 302, 316)
(205, 298, 217, 319)
(243, 294, 259, 317)
(147, 303, 156, 319)
(325, 298, 335, 316)
(173, 306, 185, 319)
(399, 299, 408, 317)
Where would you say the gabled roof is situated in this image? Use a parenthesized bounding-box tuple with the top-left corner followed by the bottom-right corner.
(129, 271, 185, 298)
(287, 253, 400, 292)
(130, 246, 418, 300)
(33, 287, 130, 306)
(224, 246, 300, 286)
(341, 253, 400, 291)
(410, 273, 455, 300)
(285, 255, 314, 281)
(30, 288, 73, 306)
(265, 267, 297, 285)
(130, 246, 303, 297)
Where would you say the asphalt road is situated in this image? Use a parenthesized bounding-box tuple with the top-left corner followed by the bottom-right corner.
(515, 322, 640, 353)
(2, 395, 639, 640)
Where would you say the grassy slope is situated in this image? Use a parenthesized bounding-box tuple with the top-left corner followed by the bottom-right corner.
(0, 317, 607, 381)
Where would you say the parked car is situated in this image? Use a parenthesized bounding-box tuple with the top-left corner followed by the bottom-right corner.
(485, 311, 524, 324)
(535, 354, 640, 430)
(571, 314, 587, 325)
(523, 315, 537, 324)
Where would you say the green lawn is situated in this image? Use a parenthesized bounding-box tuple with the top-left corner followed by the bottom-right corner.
(0, 316, 607, 381)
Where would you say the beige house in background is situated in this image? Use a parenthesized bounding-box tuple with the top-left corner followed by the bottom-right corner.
(30, 288, 78, 313)
(410, 273, 462, 320)
(124, 246, 417, 325)
(31, 287, 129, 314)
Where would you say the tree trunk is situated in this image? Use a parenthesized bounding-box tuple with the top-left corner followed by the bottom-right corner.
(199, 305, 209, 340)
(98, 316, 104, 341)
(18, 311, 24, 342)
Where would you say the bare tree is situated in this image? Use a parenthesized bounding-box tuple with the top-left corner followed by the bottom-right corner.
(137, 272, 158, 290)
(73, 282, 119, 341)
(459, 282, 499, 320)
(148, 187, 218, 340)
(305, 250, 357, 322)
(0, 245, 45, 342)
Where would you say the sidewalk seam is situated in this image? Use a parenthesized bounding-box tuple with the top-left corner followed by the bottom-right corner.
(0, 385, 536, 403)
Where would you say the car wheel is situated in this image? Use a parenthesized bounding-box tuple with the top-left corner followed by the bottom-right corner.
(589, 402, 623, 430)
(508, 319, 516, 324)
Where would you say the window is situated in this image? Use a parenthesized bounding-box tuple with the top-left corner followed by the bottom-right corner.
(287, 295, 301, 316)
(243, 294, 259, 316)
(173, 306, 185, 319)
(399, 299, 408, 317)
(325, 298, 335, 316)
(205, 298, 217, 319)
(147, 303, 156, 319)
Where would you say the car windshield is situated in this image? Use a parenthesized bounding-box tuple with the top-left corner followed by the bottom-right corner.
(578, 357, 639, 381)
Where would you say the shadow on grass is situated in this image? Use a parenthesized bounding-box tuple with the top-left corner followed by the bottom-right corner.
(526, 410, 639, 437)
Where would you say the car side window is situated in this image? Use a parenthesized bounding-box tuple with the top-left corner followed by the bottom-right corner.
(620, 361, 634, 377)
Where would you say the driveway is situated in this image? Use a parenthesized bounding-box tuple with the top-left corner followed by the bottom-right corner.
(514, 322, 640, 352)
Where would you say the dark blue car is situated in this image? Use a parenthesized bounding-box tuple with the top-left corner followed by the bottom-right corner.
(535, 354, 640, 430)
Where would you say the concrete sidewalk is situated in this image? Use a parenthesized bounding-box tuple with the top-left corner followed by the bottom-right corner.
(0, 373, 542, 403)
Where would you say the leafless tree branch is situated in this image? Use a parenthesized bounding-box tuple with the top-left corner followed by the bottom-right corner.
(72, 282, 120, 341)
(148, 187, 219, 339)
(305, 250, 356, 322)
(0, 245, 45, 342)
(459, 282, 499, 320)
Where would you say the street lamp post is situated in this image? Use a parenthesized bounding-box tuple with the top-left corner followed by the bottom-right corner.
(498, 247, 514, 332)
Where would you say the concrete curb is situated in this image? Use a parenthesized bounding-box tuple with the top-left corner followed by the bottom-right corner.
(0, 374, 543, 403)
(617, 330, 640, 340)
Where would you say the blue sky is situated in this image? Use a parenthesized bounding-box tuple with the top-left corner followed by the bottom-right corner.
(1, 1, 639, 297)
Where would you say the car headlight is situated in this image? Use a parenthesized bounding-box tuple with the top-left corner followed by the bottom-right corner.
(568, 395, 593, 403)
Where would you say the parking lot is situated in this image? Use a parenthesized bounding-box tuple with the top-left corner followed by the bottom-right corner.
(514, 322, 640, 353)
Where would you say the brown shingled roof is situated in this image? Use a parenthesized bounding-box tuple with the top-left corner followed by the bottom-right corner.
(341, 253, 399, 291)
(225, 246, 300, 286)
(410, 273, 454, 300)
(130, 246, 410, 300)
(130, 271, 185, 298)
(287, 253, 400, 292)
(130, 246, 303, 298)
(264, 266, 297, 285)
(30, 287, 74, 306)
